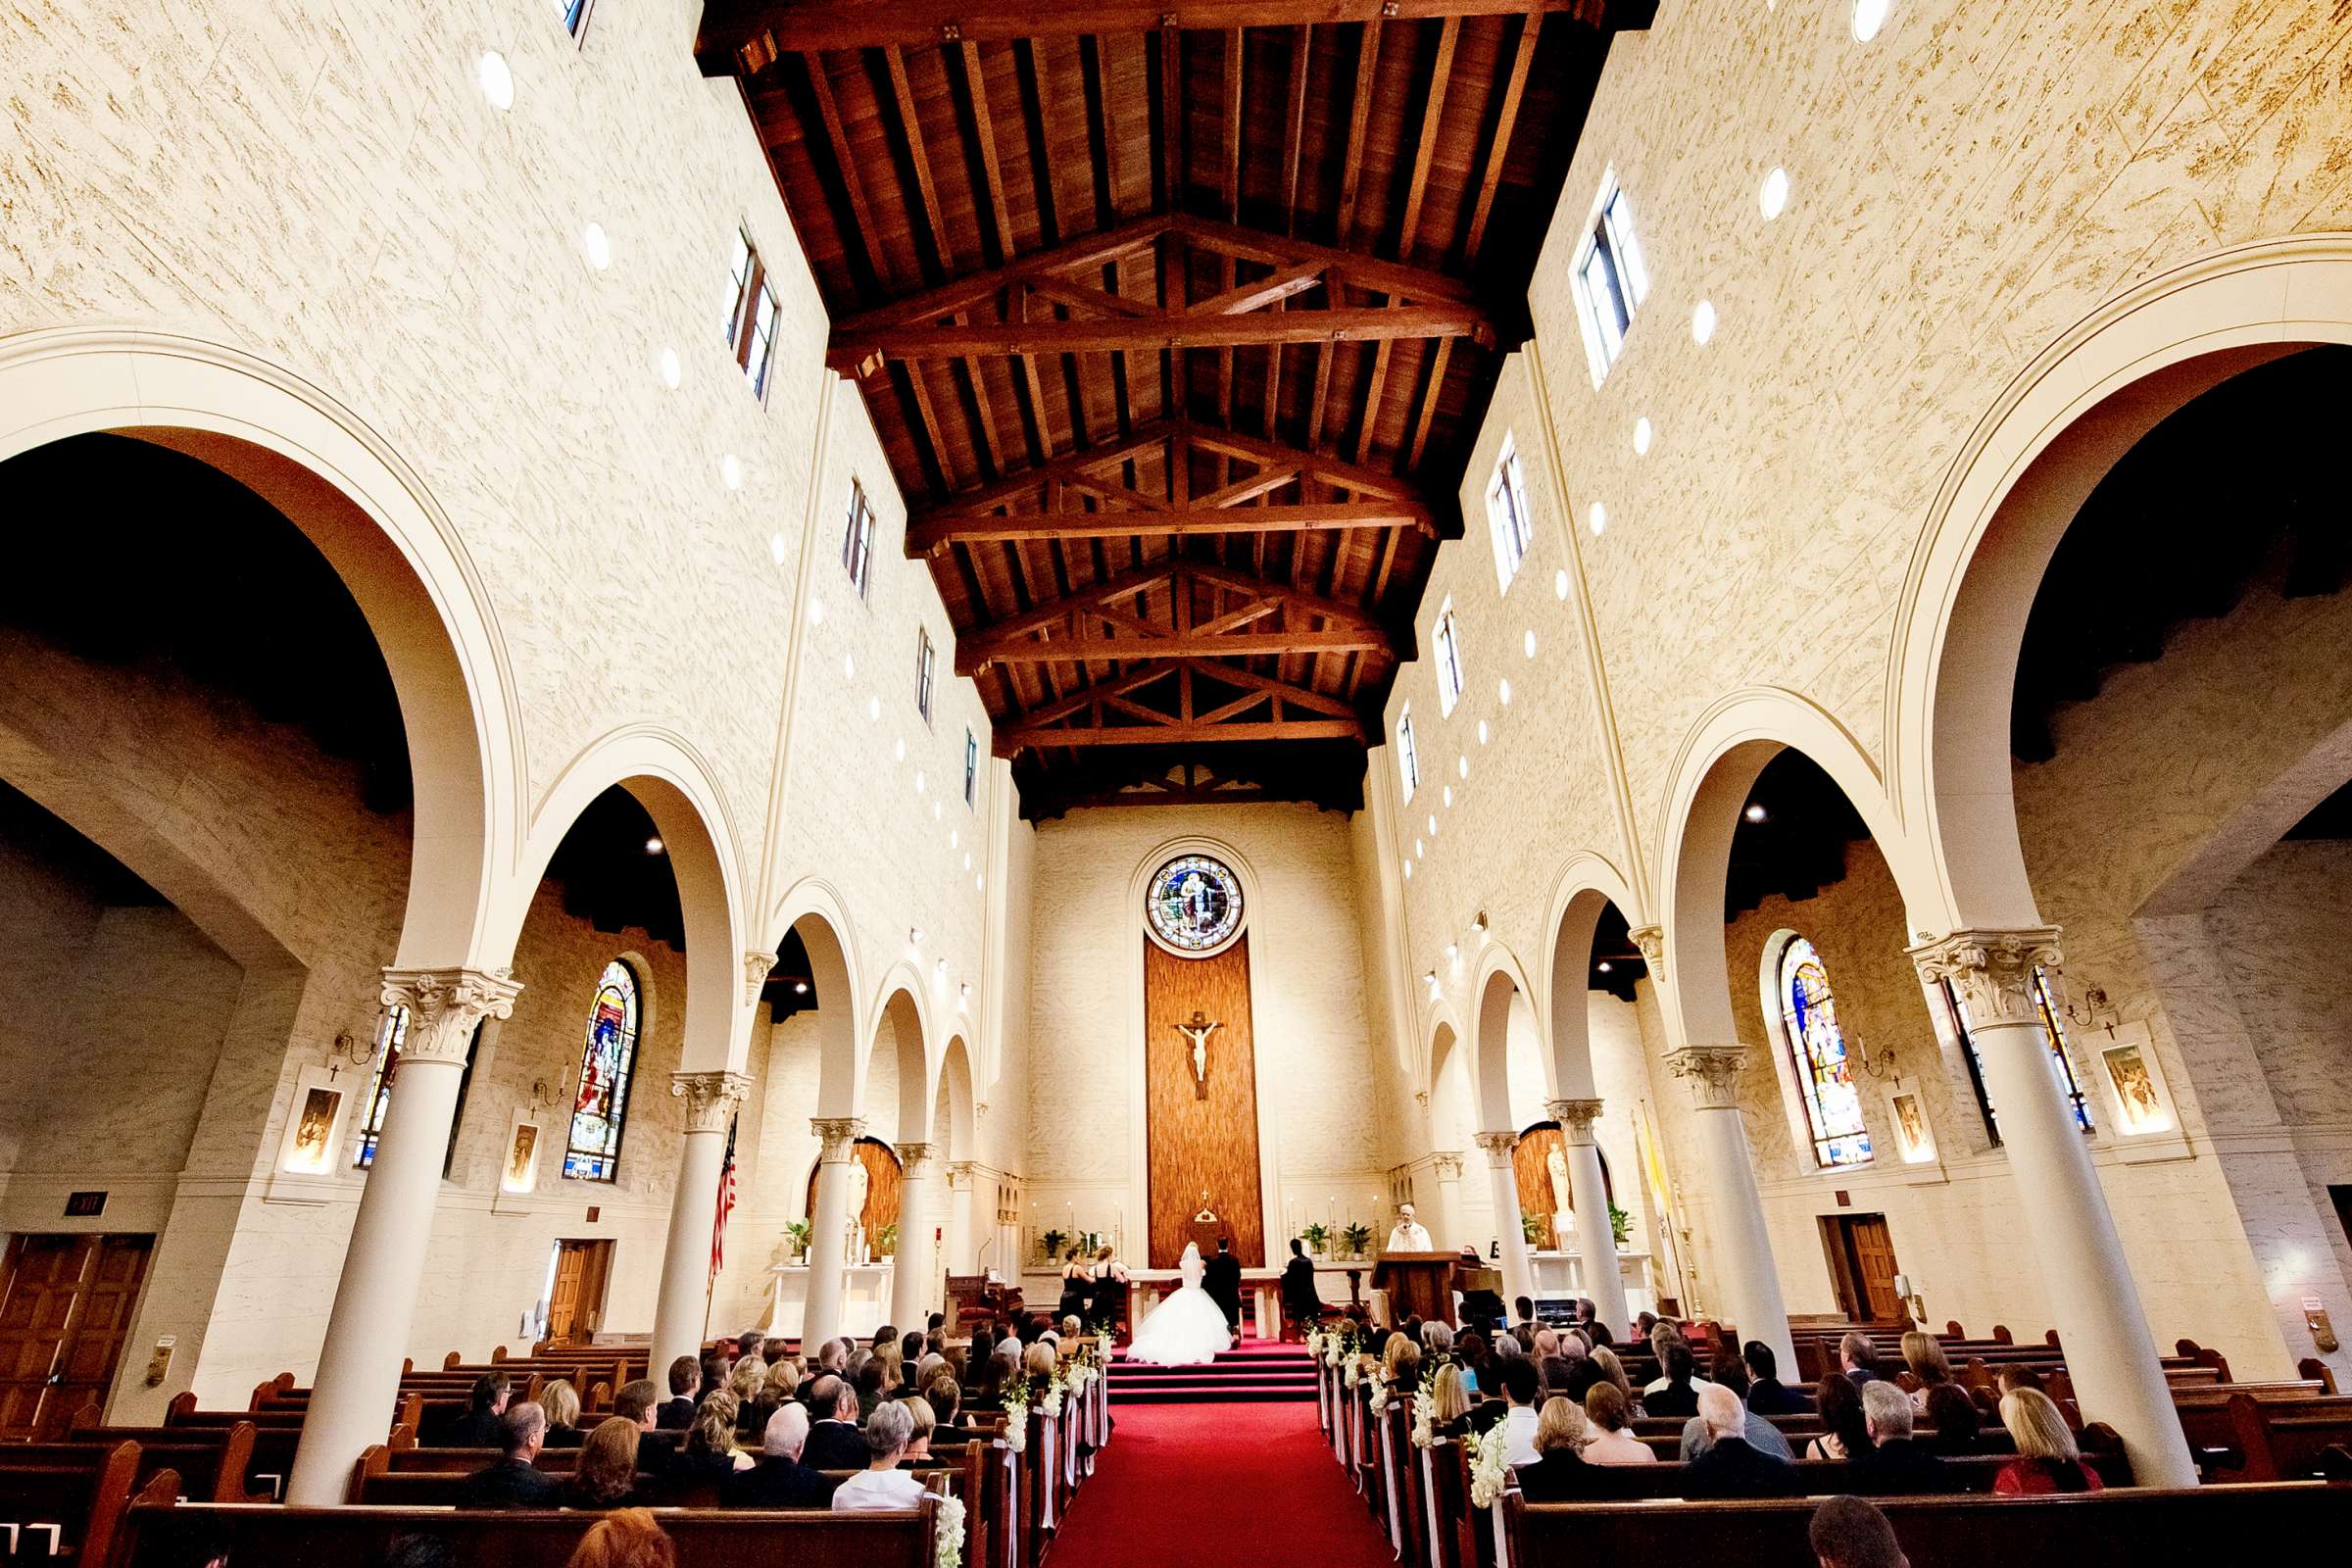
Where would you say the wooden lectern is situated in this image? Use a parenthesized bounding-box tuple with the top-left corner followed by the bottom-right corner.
(1372, 1252, 1459, 1327)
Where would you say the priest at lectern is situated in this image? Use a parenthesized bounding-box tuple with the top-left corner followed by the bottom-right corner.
(1385, 1202, 1434, 1253)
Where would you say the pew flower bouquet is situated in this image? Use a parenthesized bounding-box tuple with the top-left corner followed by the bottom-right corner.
(1409, 1373, 1437, 1448)
(1003, 1383, 1031, 1452)
(1343, 1358, 1360, 1389)
(1041, 1365, 1066, 1418)
(1366, 1369, 1391, 1417)
(1464, 1427, 1508, 1509)
(935, 1494, 967, 1568)
(1097, 1329, 1114, 1361)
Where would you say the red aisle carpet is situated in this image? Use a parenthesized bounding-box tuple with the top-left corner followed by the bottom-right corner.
(1046, 1400, 1396, 1568)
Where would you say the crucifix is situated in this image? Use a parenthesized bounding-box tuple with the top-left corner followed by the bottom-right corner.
(1172, 1010, 1222, 1099)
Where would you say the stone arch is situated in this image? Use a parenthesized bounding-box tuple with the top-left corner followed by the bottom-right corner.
(0, 326, 520, 970)
(768, 878, 865, 1123)
(1890, 235, 2352, 931)
(862, 968, 935, 1147)
(1470, 942, 1546, 1131)
(516, 726, 749, 1074)
(936, 1033, 977, 1160)
(1542, 852, 1642, 1102)
(1423, 1010, 1474, 1154)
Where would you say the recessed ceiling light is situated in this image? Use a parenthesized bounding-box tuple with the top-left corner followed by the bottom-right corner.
(1414, 839, 1425, 859)
(914, 771, 926, 795)
(1554, 568, 1570, 601)
(1745, 803, 1768, 822)
(1691, 300, 1717, 344)
(582, 221, 612, 270)
(643, 835, 663, 855)
(1402, 859, 1414, 880)
(720, 454, 744, 490)
(793, 980, 808, 995)
(769, 532, 787, 566)
(1443, 785, 1454, 808)
(658, 347, 681, 388)
(476, 50, 514, 110)
(867, 696, 880, 721)
(1523, 628, 1538, 659)
(1634, 416, 1653, 456)
(1852, 0, 1889, 43)
(1597, 960, 1613, 973)
(1498, 678, 1512, 706)
(1759, 168, 1790, 220)
(1477, 720, 1490, 746)
(1588, 502, 1608, 537)
(843, 653, 856, 680)
(1457, 755, 1469, 779)
(1427, 814, 1438, 836)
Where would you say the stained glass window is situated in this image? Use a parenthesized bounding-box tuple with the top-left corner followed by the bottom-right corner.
(564, 960, 642, 1182)
(1777, 937, 1873, 1168)
(1939, 967, 2093, 1138)
(355, 1007, 480, 1172)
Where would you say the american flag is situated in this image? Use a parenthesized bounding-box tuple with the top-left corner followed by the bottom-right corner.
(710, 1114, 738, 1283)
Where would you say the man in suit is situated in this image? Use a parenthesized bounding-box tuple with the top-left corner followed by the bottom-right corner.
(724, 1403, 838, 1508)
(1682, 1384, 1801, 1499)
(1839, 1332, 1883, 1388)
(612, 1378, 676, 1479)
(1677, 1359, 1793, 1461)
(803, 1376, 869, 1470)
(433, 1373, 512, 1447)
(1280, 1239, 1322, 1339)
(1203, 1238, 1244, 1339)
(457, 1402, 564, 1508)
(656, 1354, 700, 1430)
(1743, 1340, 1809, 1415)
(1847, 1383, 1950, 1494)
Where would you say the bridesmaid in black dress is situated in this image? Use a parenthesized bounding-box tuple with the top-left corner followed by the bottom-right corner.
(1055, 1248, 1095, 1323)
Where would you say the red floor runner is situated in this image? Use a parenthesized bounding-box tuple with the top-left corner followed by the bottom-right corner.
(1047, 1401, 1396, 1568)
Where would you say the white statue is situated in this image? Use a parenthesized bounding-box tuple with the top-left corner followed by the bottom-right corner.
(1173, 1011, 1221, 1098)
(1545, 1146, 1575, 1248)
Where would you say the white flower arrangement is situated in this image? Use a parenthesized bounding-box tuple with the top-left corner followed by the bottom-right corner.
(1041, 1382, 1065, 1418)
(1366, 1373, 1391, 1418)
(1003, 1392, 1030, 1453)
(1097, 1330, 1114, 1361)
(934, 1493, 967, 1568)
(1465, 1428, 1509, 1510)
(1305, 1327, 1327, 1360)
(1409, 1380, 1436, 1448)
(1343, 1360, 1360, 1389)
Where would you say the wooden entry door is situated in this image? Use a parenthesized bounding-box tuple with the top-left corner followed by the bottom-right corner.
(1820, 1214, 1903, 1321)
(0, 1234, 155, 1439)
(547, 1240, 614, 1347)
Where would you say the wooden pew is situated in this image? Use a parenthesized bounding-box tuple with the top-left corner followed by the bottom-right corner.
(0, 1441, 176, 1565)
(1506, 1450, 2130, 1500)
(2214, 1392, 2352, 1483)
(26, 1420, 265, 1503)
(1503, 1482, 2352, 1567)
(120, 1496, 944, 1568)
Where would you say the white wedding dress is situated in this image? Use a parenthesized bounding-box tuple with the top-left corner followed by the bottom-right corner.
(1124, 1243, 1234, 1365)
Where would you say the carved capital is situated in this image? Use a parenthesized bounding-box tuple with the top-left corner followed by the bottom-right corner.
(742, 951, 778, 1006)
(1628, 925, 1666, 983)
(670, 1070, 754, 1134)
(1667, 1045, 1749, 1111)
(1547, 1098, 1605, 1144)
(810, 1116, 866, 1162)
(380, 966, 521, 1066)
(1429, 1152, 1465, 1181)
(946, 1160, 977, 1191)
(1414, 1090, 1430, 1110)
(1472, 1130, 1518, 1163)
(895, 1141, 937, 1178)
(1907, 927, 2063, 1025)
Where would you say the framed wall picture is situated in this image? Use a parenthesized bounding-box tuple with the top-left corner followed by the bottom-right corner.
(278, 1067, 350, 1176)
(1888, 1092, 1936, 1163)
(2100, 1039, 2171, 1134)
(503, 1114, 544, 1195)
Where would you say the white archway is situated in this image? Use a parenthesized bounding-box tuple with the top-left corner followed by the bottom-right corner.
(1542, 852, 1642, 1102)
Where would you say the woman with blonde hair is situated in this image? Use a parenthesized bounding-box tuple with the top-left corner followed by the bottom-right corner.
(564, 1507, 675, 1568)
(1900, 1330, 1952, 1413)
(873, 1339, 905, 1396)
(1382, 1333, 1421, 1388)
(1590, 1346, 1635, 1406)
(1022, 1340, 1058, 1382)
(901, 1395, 940, 1466)
(1428, 1363, 1474, 1440)
(1515, 1396, 1606, 1499)
(1578, 1382, 1656, 1465)
(1993, 1388, 2102, 1494)
(677, 1391, 754, 1482)
(540, 1378, 585, 1447)
(564, 1417, 651, 1509)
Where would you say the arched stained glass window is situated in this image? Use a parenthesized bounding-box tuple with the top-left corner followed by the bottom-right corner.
(1937, 964, 2092, 1139)
(1777, 937, 1873, 1168)
(355, 1006, 481, 1171)
(564, 959, 641, 1182)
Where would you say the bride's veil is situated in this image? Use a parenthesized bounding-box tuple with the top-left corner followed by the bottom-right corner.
(1179, 1242, 1201, 1265)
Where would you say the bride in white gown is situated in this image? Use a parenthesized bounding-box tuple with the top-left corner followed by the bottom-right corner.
(1124, 1243, 1234, 1365)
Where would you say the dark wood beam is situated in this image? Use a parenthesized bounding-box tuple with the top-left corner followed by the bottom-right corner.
(997, 716, 1367, 755)
(973, 625, 1387, 669)
(834, 303, 1490, 371)
(914, 500, 1423, 555)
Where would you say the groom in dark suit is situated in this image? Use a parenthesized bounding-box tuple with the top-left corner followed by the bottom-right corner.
(1203, 1238, 1244, 1342)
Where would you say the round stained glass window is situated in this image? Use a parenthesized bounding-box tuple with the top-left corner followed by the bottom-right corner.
(1145, 854, 1245, 956)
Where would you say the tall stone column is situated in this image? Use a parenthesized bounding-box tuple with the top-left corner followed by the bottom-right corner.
(1473, 1132, 1537, 1310)
(1548, 1099, 1631, 1336)
(891, 1142, 939, 1330)
(1666, 1045, 1795, 1373)
(945, 1161, 977, 1277)
(803, 1117, 864, 1350)
(1911, 929, 2196, 1487)
(650, 1070, 754, 1375)
(1429, 1152, 1467, 1253)
(287, 966, 520, 1504)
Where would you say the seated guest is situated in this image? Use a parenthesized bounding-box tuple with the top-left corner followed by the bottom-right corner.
(459, 1401, 563, 1508)
(962, 1346, 1010, 1412)
(1427, 1364, 1475, 1440)
(1677, 1359, 1792, 1461)
(563, 1507, 675, 1568)
(611, 1379, 675, 1479)
(900, 1396, 942, 1467)
(695, 1350, 727, 1403)
(1743, 1340, 1808, 1415)
(1538, 1354, 1580, 1404)
(727, 1353, 768, 1430)
(1641, 1323, 1688, 1395)
(1995, 1363, 2045, 1397)
(804, 1377, 869, 1470)
(763, 1337, 792, 1365)
(1683, 1383, 1801, 1498)
(1992, 1389, 2103, 1494)
(1806, 1372, 1871, 1461)
(832, 1402, 930, 1511)
(1383, 1336, 1423, 1396)
(566, 1416, 656, 1510)
(1419, 1319, 1456, 1361)
(656, 1355, 699, 1430)
(1512, 1295, 1539, 1340)
(1900, 1331, 1953, 1414)
(854, 1356, 888, 1419)
(925, 1373, 985, 1446)
(541, 1379, 586, 1447)
(675, 1392, 755, 1482)
(1847, 1382, 1949, 1494)
(1515, 1397, 1609, 1501)
(903, 1331, 925, 1366)
(1579, 1382, 1655, 1465)
(1920, 1384, 1982, 1454)
(434, 1372, 512, 1447)
(1634, 1311, 1658, 1341)
(1022, 1340, 1058, 1385)
(735, 1329, 764, 1362)
(1642, 1341, 1703, 1418)
(1589, 1348, 1636, 1410)
(1809, 1494, 1910, 1568)
(747, 1357, 799, 1438)
(1532, 1327, 1559, 1361)
(1839, 1331, 1881, 1387)
(1495, 1357, 1544, 1468)
(724, 1404, 837, 1509)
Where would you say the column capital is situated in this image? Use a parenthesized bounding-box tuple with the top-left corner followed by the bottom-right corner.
(1666, 1045, 1748, 1111)
(380, 966, 521, 1065)
(670, 1070, 754, 1134)
(742, 950, 779, 1006)
(1628, 925, 1666, 983)
(895, 1141, 938, 1176)
(1907, 927, 2064, 1024)
(810, 1116, 866, 1161)
(1472, 1130, 1518, 1162)
(1414, 1090, 1430, 1110)
(1429, 1151, 1465, 1181)
(1547, 1099, 1605, 1144)
(946, 1160, 977, 1190)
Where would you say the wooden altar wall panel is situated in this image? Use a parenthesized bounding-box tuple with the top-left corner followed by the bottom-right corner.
(805, 1137, 904, 1242)
(1145, 935, 1264, 1269)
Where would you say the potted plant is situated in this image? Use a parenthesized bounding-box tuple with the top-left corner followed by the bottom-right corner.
(1608, 1200, 1632, 1250)
(876, 1221, 899, 1257)
(783, 1218, 812, 1261)
(1301, 1221, 1330, 1257)
(1340, 1221, 1372, 1260)
(1040, 1227, 1068, 1262)
(1522, 1210, 1547, 1249)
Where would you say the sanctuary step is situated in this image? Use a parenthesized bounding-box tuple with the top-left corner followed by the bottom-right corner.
(1108, 1341, 1317, 1404)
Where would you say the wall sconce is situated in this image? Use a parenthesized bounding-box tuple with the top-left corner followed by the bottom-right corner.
(1854, 1037, 1900, 1084)
(2062, 981, 2121, 1034)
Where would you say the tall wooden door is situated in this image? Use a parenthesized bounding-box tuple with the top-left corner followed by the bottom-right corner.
(1820, 1214, 1903, 1322)
(547, 1240, 614, 1346)
(0, 1234, 155, 1439)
